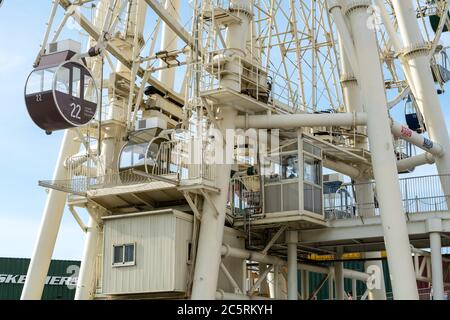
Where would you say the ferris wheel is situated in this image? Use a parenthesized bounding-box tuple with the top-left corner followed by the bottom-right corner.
(19, 0, 450, 301)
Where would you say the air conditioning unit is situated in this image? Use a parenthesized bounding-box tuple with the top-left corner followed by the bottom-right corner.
(323, 173, 344, 183)
(136, 117, 167, 131)
(48, 39, 81, 54)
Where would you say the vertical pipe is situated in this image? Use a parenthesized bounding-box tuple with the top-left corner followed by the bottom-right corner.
(267, 269, 275, 299)
(75, 217, 100, 300)
(430, 232, 444, 300)
(242, 260, 248, 295)
(21, 130, 81, 299)
(335, 249, 345, 300)
(328, 268, 334, 300)
(191, 108, 238, 299)
(273, 265, 280, 299)
(352, 278, 357, 300)
(286, 231, 298, 300)
(342, 1, 419, 299)
(191, 0, 251, 300)
(336, 0, 387, 299)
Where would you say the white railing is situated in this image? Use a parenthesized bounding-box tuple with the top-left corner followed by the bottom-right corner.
(229, 175, 262, 217)
(157, 139, 217, 183)
(324, 174, 450, 220)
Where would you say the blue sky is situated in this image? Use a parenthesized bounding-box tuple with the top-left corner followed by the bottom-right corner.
(0, 1, 449, 260)
(0, 1, 85, 259)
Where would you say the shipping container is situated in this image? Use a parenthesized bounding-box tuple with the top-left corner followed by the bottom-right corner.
(0, 257, 80, 300)
(300, 260, 394, 300)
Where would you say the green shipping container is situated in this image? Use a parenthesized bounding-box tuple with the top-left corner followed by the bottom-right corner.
(299, 260, 393, 300)
(0, 257, 80, 300)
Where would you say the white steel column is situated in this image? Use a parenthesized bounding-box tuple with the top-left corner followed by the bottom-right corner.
(75, 217, 100, 300)
(158, 0, 180, 88)
(352, 279, 357, 300)
(337, 0, 387, 299)
(286, 231, 298, 300)
(328, 268, 334, 300)
(335, 249, 345, 300)
(341, 0, 419, 299)
(391, 0, 450, 201)
(191, 0, 251, 300)
(430, 232, 444, 300)
(427, 218, 445, 300)
(21, 130, 81, 299)
(191, 108, 237, 299)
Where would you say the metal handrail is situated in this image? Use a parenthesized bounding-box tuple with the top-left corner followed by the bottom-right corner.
(325, 174, 450, 220)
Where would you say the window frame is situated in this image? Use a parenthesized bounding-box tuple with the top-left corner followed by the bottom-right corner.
(112, 243, 136, 267)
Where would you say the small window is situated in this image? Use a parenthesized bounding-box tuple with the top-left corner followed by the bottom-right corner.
(113, 243, 136, 267)
(113, 245, 124, 264)
(304, 156, 322, 185)
(281, 155, 298, 179)
(72, 66, 81, 98)
(83, 74, 97, 103)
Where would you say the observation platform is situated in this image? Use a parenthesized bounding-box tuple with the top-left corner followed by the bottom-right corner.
(232, 210, 327, 230)
(305, 133, 372, 166)
(200, 86, 275, 114)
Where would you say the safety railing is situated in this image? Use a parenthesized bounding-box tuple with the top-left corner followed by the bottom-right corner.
(324, 174, 450, 220)
(156, 139, 217, 183)
(40, 136, 221, 195)
(229, 175, 262, 217)
(39, 169, 151, 196)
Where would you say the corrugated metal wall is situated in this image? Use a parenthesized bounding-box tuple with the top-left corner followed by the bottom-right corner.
(0, 258, 80, 300)
(102, 210, 193, 295)
(300, 260, 393, 300)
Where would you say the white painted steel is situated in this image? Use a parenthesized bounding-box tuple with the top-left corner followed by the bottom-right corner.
(286, 231, 298, 300)
(391, 0, 450, 206)
(343, 0, 419, 299)
(337, 0, 387, 300)
(334, 249, 344, 300)
(191, 108, 238, 300)
(75, 218, 100, 300)
(235, 112, 367, 129)
(430, 232, 445, 300)
(191, 0, 251, 300)
(391, 121, 444, 157)
(397, 153, 435, 173)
